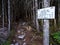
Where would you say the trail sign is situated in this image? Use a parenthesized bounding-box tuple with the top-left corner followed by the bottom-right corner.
(37, 6, 55, 19)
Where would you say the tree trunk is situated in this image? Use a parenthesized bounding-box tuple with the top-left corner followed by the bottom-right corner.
(35, 0, 40, 32)
(8, 0, 10, 33)
(2, 0, 4, 28)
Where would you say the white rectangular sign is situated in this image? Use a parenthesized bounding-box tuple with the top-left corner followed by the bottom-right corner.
(37, 6, 55, 19)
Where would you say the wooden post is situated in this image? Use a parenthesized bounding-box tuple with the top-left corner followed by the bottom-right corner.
(2, 0, 4, 28)
(8, 0, 10, 33)
(43, 0, 50, 45)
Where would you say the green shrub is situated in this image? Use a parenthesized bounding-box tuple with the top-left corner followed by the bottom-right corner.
(51, 32, 60, 43)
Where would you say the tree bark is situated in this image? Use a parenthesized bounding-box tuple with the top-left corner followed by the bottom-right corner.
(8, 0, 10, 33)
(2, 0, 4, 28)
(35, 0, 40, 32)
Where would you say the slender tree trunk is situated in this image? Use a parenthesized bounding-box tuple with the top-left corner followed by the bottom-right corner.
(2, 0, 4, 28)
(26, 0, 28, 21)
(8, 0, 10, 33)
(35, 0, 40, 32)
(33, 0, 35, 27)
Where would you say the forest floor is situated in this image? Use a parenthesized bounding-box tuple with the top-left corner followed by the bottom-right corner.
(10, 22, 43, 45)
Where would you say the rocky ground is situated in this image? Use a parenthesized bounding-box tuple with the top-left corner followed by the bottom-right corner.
(0, 22, 43, 45)
(11, 22, 43, 45)
(0, 27, 9, 44)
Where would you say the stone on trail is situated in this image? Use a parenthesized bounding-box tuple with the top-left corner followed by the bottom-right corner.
(0, 27, 9, 44)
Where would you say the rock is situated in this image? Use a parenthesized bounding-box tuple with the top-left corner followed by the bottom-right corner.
(17, 30, 21, 33)
(0, 38, 6, 42)
(15, 42, 19, 45)
(23, 42, 26, 45)
(18, 34, 25, 39)
(0, 27, 9, 44)
(10, 44, 14, 45)
(22, 22, 26, 25)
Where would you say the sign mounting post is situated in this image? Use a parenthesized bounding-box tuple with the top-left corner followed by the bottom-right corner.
(43, 0, 50, 45)
(37, 0, 55, 45)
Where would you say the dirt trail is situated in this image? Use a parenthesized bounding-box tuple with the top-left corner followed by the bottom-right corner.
(11, 22, 43, 45)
